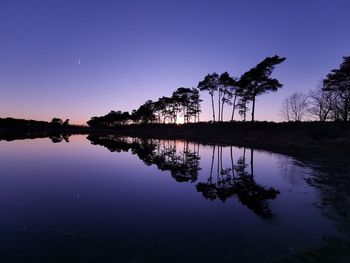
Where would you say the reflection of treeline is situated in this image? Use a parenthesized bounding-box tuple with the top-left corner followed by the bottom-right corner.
(87, 56, 287, 127)
(87, 135, 280, 218)
(88, 135, 201, 182)
(196, 146, 279, 218)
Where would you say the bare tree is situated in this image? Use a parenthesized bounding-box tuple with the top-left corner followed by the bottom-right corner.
(280, 92, 309, 121)
(280, 97, 291, 121)
(308, 84, 335, 122)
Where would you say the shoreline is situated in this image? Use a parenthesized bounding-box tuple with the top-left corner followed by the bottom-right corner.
(1, 121, 349, 162)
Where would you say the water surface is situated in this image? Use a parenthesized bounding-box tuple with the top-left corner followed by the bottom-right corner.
(0, 135, 348, 262)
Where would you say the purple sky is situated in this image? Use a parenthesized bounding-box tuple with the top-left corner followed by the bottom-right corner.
(1, 0, 349, 124)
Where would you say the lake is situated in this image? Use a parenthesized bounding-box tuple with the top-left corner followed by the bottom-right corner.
(0, 134, 349, 262)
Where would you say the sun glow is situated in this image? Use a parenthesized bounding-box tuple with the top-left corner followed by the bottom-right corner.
(175, 119, 184, 125)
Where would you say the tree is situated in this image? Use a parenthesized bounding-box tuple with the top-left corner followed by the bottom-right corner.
(51, 118, 63, 125)
(238, 55, 286, 122)
(309, 84, 335, 121)
(229, 79, 240, 121)
(197, 73, 219, 122)
(323, 56, 350, 122)
(218, 72, 236, 121)
(172, 87, 202, 123)
(153, 97, 167, 123)
(63, 119, 70, 126)
(160, 97, 176, 123)
(187, 88, 202, 122)
(237, 95, 249, 122)
(133, 100, 156, 124)
(280, 92, 309, 121)
(280, 97, 291, 121)
(172, 87, 191, 123)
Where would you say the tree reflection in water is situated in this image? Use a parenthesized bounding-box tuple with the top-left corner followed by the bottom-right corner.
(197, 146, 280, 218)
(88, 135, 200, 182)
(87, 135, 280, 218)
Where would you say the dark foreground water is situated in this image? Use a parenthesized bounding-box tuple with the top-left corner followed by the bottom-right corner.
(0, 135, 349, 262)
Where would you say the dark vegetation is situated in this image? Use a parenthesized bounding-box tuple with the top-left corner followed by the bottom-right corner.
(87, 56, 350, 128)
(0, 117, 84, 141)
(87, 55, 286, 126)
(87, 87, 201, 126)
(281, 56, 350, 122)
(2, 118, 350, 161)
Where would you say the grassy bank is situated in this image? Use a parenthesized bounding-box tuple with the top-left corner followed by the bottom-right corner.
(1, 118, 350, 160)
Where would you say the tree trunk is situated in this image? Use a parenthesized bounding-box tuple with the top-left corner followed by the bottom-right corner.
(197, 105, 200, 122)
(251, 96, 256, 122)
(211, 94, 216, 122)
(184, 106, 186, 123)
(221, 101, 225, 122)
(231, 94, 237, 121)
(218, 91, 221, 122)
(244, 105, 247, 122)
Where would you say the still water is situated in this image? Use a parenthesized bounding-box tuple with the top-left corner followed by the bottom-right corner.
(0, 135, 348, 262)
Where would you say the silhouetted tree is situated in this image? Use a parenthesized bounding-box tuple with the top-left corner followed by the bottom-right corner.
(229, 79, 240, 121)
(172, 87, 202, 123)
(63, 119, 70, 126)
(238, 55, 286, 122)
(236, 95, 249, 122)
(309, 84, 336, 121)
(51, 118, 63, 125)
(188, 88, 202, 122)
(153, 97, 168, 123)
(323, 56, 350, 122)
(218, 72, 236, 121)
(133, 100, 156, 124)
(160, 97, 177, 123)
(198, 73, 219, 122)
(280, 92, 309, 121)
(172, 87, 192, 123)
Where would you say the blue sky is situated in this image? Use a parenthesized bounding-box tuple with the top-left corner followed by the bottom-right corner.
(0, 0, 349, 124)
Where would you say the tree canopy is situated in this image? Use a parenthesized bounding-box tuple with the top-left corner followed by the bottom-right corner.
(323, 56, 350, 122)
(238, 55, 286, 122)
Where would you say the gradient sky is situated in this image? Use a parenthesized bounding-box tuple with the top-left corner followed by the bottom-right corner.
(1, 0, 349, 124)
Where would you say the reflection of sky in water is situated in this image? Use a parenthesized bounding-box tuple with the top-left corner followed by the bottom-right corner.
(0, 135, 341, 262)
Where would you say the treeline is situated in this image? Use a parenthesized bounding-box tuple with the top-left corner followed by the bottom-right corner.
(86, 55, 350, 126)
(0, 117, 70, 130)
(0, 117, 74, 141)
(280, 56, 350, 122)
(87, 55, 286, 127)
(87, 87, 201, 127)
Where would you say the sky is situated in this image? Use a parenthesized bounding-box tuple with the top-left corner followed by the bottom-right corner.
(0, 0, 349, 124)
